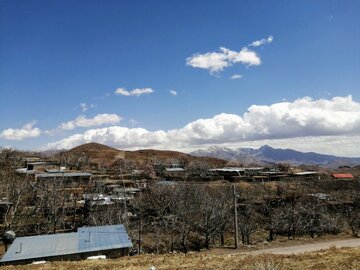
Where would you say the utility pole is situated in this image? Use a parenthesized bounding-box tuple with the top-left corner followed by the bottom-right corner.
(119, 165, 128, 225)
(233, 184, 239, 249)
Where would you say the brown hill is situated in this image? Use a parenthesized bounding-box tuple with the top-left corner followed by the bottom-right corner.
(125, 149, 227, 167)
(65, 143, 226, 167)
(65, 142, 125, 165)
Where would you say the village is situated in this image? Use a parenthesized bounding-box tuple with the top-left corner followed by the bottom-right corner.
(0, 143, 359, 265)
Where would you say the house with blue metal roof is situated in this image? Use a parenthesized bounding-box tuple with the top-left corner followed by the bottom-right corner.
(0, 224, 132, 265)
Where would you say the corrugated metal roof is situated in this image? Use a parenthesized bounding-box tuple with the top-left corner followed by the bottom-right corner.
(36, 172, 92, 178)
(165, 168, 185, 172)
(332, 173, 354, 179)
(78, 225, 132, 253)
(0, 233, 78, 263)
(210, 168, 245, 172)
(210, 167, 265, 173)
(0, 224, 132, 263)
(293, 171, 318, 175)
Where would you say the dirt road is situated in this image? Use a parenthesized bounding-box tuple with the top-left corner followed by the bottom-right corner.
(246, 238, 360, 255)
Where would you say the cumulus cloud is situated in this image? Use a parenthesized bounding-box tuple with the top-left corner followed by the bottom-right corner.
(58, 114, 122, 130)
(249, 35, 274, 47)
(115, 87, 154, 97)
(186, 47, 261, 74)
(43, 96, 360, 156)
(0, 121, 41, 141)
(230, 74, 243, 80)
(45, 127, 167, 150)
(170, 90, 178, 96)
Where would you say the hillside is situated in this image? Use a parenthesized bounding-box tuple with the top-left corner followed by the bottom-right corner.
(64, 142, 125, 165)
(125, 149, 226, 167)
(64, 143, 227, 167)
(191, 145, 360, 168)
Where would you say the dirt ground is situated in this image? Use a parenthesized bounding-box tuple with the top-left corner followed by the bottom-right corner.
(204, 233, 357, 255)
(0, 246, 4, 258)
(1, 247, 360, 270)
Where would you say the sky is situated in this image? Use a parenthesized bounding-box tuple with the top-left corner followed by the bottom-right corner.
(0, 0, 359, 157)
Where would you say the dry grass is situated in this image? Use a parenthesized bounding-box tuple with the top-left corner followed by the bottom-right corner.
(65, 142, 125, 165)
(1, 247, 360, 270)
(65, 142, 227, 167)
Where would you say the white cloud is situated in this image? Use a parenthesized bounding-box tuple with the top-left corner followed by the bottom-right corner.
(115, 87, 154, 97)
(0, 121, 41, 141)
(170, 90, 178, 96)
(45, 127, 167, 150)
(44, 96, 360, 157)
(230, 74, 243, 80)
(80, 103, 88, 112)
(80, 103, 95, 112)
(58, 114, 122, 130)
(128, 118, 139, 126)
(186, 46, 261, 74)
(115, 88, 131, 96)
(249, 35, 274, 47)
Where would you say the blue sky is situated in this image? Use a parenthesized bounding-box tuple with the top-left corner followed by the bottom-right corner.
(1, 0, 359, 156)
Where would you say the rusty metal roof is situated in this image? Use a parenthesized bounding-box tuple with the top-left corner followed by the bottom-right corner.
(331, 173, 354, 179)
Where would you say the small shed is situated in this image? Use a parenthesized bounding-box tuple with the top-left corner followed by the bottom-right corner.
(0, 224, 132, 265)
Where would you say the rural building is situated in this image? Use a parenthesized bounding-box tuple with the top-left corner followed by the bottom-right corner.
(210, 167, 268, 181)
(0, 224, 132, 265)
(164, 167, 186, 179)
(35, 172, 93, 188)
(292, 171, 320, 180)
(331, 173, 354, 180)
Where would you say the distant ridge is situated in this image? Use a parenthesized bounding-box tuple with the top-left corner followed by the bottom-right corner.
(191, 145, 360, 168)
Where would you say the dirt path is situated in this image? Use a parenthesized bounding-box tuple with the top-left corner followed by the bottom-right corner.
(244, 238, 360, 255)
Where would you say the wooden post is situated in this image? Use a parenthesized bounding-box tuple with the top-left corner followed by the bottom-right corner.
(233, 184, 239, 249)
(138, 218, 142, 255)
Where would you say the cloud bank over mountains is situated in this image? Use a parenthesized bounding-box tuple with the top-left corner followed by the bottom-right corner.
(43, 96, 360, 157)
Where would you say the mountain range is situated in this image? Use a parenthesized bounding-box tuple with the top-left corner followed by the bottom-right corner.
(191, 145, 360, 168)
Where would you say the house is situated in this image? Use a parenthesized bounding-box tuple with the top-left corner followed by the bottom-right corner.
(163, 167, 186, 179)
(0, 224, 132, 265)
(210, 167, 265, 181)
(331, 173, 354, 180)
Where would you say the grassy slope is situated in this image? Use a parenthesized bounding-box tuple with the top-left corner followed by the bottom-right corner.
(1, 247, 359, 270)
